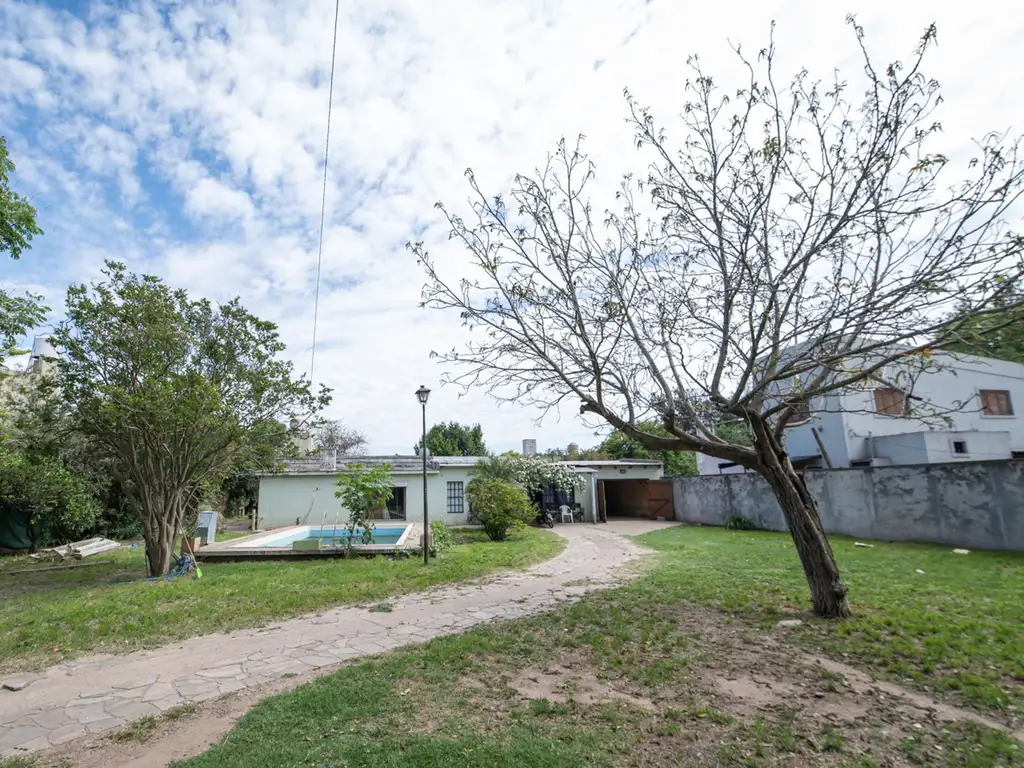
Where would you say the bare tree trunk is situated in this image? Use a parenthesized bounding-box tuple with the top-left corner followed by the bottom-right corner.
(751, 421, 851, 619)
(137, 486, 185, 577)
(144, 522, 177, 576)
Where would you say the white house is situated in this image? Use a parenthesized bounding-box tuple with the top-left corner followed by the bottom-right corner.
(697, 350, 1024, 474)
(256, 452, 668, 529)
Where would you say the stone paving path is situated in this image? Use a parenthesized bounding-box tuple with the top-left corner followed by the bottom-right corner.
(0, 523, 664, 758)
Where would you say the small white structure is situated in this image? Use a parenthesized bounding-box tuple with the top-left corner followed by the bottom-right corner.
(256, 455, 667, 530)
(697, 350, 1024, 474)
(696, 453, 749, 476)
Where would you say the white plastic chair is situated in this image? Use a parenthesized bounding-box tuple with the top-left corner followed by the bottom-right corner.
(558, 504, 574, 524)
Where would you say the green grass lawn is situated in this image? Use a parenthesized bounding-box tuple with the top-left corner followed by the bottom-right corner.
(177, 525, 1023, 768)
(0, 527, 562, 673)
(635, 526, 1024, 712)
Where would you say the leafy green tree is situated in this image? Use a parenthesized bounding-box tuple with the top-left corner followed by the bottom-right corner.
(52, 262, 330, 575)
(598, 421, 697, 477)
(0, 449, 99, 550)
(333, 463, 393, 555)
(414, 421, 487, 456)
(0, 137, 46, 366)
(5, 376, 143, 541)
(0, 137, 42, 260)
(465, 477, 532, 541)
(944, 290, 1024, 363)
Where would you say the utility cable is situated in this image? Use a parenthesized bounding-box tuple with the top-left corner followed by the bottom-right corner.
(309, 0, 343, 385)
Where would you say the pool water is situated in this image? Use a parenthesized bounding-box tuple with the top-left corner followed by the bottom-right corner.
(254, 526, 409, 548)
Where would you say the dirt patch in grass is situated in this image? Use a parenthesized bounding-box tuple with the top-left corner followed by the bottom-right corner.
(510, 663, 656, 711)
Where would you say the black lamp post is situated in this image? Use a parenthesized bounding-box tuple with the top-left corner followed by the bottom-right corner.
(415, 385, 431, 565)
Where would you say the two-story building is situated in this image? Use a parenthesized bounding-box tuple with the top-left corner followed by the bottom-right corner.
(697, 350, 1024, 474)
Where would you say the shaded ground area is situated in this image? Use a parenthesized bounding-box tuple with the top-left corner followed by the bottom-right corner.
(0, 528, 563, 673)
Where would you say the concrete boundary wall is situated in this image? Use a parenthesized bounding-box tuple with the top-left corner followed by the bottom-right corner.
(672, 460, 1024, 551)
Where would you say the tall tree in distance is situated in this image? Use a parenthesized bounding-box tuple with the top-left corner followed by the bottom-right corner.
(414, 20, 1024, 618)
(0, 137, 46, 365)
(414, 421, 487, 457)
(944, 289, 1024, 364)
(53, 262, 330, 575)
(598, 421, 697, 477)
(315, 419, 368, 455)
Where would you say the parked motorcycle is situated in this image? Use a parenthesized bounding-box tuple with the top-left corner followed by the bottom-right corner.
(534, 509, 555, 528)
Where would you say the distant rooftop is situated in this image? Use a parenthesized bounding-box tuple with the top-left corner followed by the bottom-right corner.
(270, 454, 664, 475)
(272, 455, 442, 475)
(560, 459, 663, 467)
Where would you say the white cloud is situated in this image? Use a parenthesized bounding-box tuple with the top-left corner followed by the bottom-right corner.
(1, 0, 1022, 453)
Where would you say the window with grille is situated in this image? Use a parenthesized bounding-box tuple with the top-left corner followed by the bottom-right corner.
(979, 389, 1014, 416)
(873, 388, 907, 416)
(447, 481, 464, 514)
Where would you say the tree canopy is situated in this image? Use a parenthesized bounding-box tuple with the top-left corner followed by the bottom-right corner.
(0, 449, 99, 550)
(415, 20, 1024, 618)
(0, 137, 46, 366)
(597, 421, 696, 477)
(414, 421, 488, 457)
(944, 290, 1024, 364)
(315, 419, 367, 455)
(52, 262, 330, 575)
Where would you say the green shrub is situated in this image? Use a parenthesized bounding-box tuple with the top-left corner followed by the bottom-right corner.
(334, 463, 394, 556)
(465, 477, 533, 541)
(430, 519, 454, 552)
(0, 450, 100, 548)
(724, 514, 756, 531)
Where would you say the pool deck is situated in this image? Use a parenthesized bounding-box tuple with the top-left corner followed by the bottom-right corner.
(195, 523, 423, 561)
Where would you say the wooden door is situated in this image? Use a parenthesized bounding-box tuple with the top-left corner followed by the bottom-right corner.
(597, 480, 607, 523)
(646, 480, 674, 521)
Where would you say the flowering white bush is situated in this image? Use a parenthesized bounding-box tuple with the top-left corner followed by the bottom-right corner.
(499, 455, 585, 493)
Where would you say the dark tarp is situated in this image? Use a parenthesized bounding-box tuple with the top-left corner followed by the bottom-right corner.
(0, 503, 34, 551)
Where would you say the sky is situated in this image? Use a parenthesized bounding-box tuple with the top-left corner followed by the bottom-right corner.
(1, 0, 1021, 454)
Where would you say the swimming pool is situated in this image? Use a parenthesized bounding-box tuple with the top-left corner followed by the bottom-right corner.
(254, 526, 410, 548)
(193, 523, 417, 561)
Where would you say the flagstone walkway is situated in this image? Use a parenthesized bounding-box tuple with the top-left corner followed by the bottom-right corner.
(0, 522, 673, 758)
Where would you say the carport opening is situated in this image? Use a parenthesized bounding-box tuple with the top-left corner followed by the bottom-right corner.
(598, 479, 673, 521)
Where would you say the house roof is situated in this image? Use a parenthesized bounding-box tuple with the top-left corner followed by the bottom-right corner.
(271, 455, 442, 475)
(269, 454, 664, 476)
(560, 459, 663, 468)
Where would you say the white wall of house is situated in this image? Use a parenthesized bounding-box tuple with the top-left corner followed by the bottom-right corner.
(589, 464, 664, 481)
(870, 430, 1012, 465)
(258, 466, 477, 529)
(695, 453, 749, 475)
(258, 459, 663, 528)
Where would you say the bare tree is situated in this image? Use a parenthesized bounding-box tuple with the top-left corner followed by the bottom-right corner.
(413, 19, 1024, 618)
(315, 419, 368, 456)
